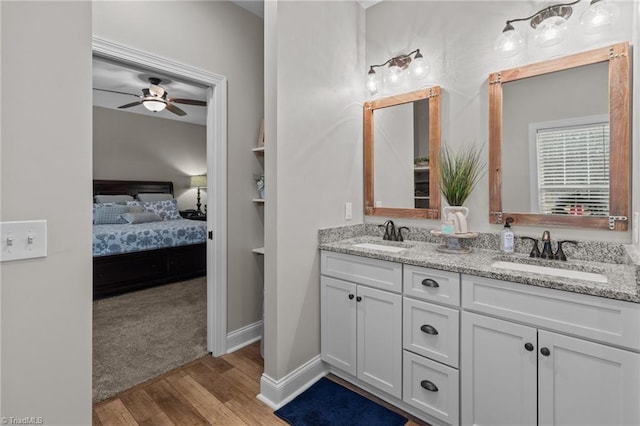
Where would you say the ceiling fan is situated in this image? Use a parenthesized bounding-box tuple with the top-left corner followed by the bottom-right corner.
(93, 77, 206, 117)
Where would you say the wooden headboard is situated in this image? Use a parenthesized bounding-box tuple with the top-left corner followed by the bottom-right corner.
(93, 180, 174, 198)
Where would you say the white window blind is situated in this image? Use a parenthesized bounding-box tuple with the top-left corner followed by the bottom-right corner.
(536, 122, 609, 216)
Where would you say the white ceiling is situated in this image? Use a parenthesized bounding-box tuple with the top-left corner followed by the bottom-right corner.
(93, 57, 209, 126)
(229, 0, 384, 19)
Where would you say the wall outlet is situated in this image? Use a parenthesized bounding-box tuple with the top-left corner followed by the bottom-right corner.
(375, 201, 382, 207)
(345, 202, 353, 220)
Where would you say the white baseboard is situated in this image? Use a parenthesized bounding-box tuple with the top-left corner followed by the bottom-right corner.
(226, 320, 263, 353)
(257, 356, 328, 409)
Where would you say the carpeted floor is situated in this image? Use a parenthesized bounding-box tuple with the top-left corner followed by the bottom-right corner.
(92, 277, 208, 403)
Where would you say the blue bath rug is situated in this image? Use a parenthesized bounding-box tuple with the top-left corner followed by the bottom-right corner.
(274, 377, 408, 426)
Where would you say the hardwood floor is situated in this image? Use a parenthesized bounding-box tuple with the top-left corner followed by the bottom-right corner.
(93, 342, 428, 426)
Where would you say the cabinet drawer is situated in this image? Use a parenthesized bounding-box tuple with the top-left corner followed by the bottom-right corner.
(403, 350, 459, 426)
(462, 274, 640, 351)
(321, 251, 402, 293)
(404, 265, 460, 307)
(403, 298, 459, 368)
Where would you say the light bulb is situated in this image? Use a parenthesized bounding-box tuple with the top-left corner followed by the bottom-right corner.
(494, 25, 524, 57)
(580, 0, 619, 34)
(366, 69, 378, 95)
(388, 64, 402, 84)
(535, 15, 568, 48)
(143, 99, 166, 112)
(411, 54, 429, 78)
(149, 84, 165, 97)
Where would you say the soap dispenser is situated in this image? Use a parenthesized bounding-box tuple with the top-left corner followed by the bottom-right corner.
(500, 217, 514, 254)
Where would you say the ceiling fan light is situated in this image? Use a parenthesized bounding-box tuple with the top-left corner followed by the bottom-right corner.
(143, 99, 166, 112)
(149, 83, 165, 97)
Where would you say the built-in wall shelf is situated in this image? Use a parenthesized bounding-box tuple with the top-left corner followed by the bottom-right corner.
(252, 247, 265, 255)
(414, 166, 429, 172)
(253, 198, 265, 203)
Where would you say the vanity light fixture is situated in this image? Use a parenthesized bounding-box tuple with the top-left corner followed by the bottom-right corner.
(493, 0, 621, 56)
(366, 49, 428, 95)
(495, 1, 579, 56)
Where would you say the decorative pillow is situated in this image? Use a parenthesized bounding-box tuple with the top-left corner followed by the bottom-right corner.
(128, 205, 144, 213)
(141, 199, 181, 220)
(93, 205, 129, 225)
(121, 212, 163, 224)
(94, 195, 134, 203)
(136, 193, 173, 202)
(93, 202, 123, 221)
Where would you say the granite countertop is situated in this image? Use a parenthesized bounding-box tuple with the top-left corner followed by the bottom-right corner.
(320, 235, 640, 303)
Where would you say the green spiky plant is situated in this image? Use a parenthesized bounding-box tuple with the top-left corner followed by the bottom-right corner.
(439, 143, 486, 206)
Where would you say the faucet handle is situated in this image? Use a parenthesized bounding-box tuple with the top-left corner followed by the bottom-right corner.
(555, 240, 578, 261)
(397, 227, 409, 242)
(521, 236, 541, 258)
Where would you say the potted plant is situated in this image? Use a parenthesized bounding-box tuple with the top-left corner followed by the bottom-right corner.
(414, 156, 430, 168)
(439, 143, 486, 233)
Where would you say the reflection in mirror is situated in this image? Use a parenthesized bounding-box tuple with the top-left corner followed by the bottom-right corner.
(373, 99, 429, 209)
(489, 42, 630, 230)
(364, 87, 441, 219)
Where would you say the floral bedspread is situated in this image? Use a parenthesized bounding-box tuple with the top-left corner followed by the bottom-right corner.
(93, 219, 207, 257)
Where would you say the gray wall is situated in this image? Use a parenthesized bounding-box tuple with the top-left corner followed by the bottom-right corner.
(1, 2, 92, 424)
(93, 106, 207, 211)
(263, 0, 364, 379)
(365, 0, 636, 243)
(93, 1, 265, 333)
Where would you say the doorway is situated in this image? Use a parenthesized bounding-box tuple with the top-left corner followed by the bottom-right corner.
(92, 37, 228, 354)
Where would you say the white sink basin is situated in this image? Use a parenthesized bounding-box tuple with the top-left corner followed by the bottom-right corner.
(352, 243, 408, 253)
(491, 261, 608, 283)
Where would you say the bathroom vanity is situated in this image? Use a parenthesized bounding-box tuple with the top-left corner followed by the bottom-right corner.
(319, 234, 640, 426)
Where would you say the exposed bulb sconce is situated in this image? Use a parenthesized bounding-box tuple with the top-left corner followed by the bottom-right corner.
(580, 0, 619, 34)
(366, 49, 428, 95)
(495, 0, 617, 57)
(495, 1, 579, 56)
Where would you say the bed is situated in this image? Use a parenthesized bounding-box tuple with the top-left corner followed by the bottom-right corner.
(93, 180, 207, 299)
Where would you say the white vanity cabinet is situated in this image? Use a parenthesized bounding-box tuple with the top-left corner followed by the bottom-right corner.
(402, 265, 461, 426)
(461, 275, 640, 426)
(320, 251, 402, 398)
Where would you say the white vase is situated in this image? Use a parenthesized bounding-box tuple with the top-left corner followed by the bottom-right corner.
(443, 206, 469, 234)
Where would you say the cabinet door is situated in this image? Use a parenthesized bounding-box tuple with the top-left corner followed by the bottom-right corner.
(357, 285, 402, 398)
(461, 312, 537, 426)
(321, 276, 357, 376)
(538, 330, 640, 426)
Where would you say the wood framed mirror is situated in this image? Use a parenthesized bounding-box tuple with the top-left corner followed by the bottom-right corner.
(489, 42, 630, 231)
(364, 87, 441, 219)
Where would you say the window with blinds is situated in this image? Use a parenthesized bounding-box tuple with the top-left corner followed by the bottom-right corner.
(535, 121, 609, 216)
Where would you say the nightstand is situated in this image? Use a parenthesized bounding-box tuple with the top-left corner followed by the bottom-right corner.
(179, 211, 207, 221)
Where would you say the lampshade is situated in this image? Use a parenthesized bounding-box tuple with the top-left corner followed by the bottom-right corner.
(190, 175, 207, 188)
(143, 99, 167, 112)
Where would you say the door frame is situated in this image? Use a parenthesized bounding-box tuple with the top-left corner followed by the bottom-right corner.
(92, 37, 228, 356)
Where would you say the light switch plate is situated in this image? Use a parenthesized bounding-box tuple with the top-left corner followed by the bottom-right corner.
(345, 202, 353, 220)
(1, 220, 47, 262)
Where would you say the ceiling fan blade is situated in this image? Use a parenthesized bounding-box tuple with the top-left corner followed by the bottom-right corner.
(169, 98, 207, 106)
(93, 88, 140, 98)
(118, 101, 143, 109)
(165, 103, 187, 116)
